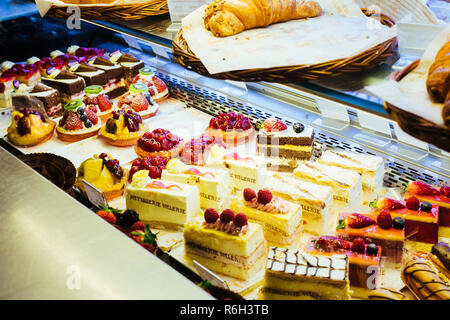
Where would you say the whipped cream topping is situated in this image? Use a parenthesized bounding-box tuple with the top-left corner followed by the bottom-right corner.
(203, 219, 248, 236)
(245, 196, 290, 214)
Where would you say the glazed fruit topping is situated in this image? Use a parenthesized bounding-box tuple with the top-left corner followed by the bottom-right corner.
(137, 129, 182, 152)
(393, 217, 405, 230)
(209, 112, 253, 131)
(440, 186, 450, 198)
(96, 210, 117, 224)
(346, 213, 376, 229)
(262, 118, 287, 133)
(377, 210, 393, 230)
(61, 111, 83, 130)
(74, 47, 105, 58)
(204, 208, 220, 224)
(372, 197, 405, 210)
(257, 189, 273, 205)
(153, 76, 167, 93)
(84, 107, 98, 126)
(366, 243, 379, 256)
(128, 155, 169, 181)
(405, 196, 420, 211)
(220, 209, 235, 224)
(243, 188, 257, 202)
(351, 238, 366, 254)
(420, 201, 433, 212)
(99, 154, 123, 181)
(407, 181, 439, 196)
(17, 116, 31, 136)
(315, 236, 351, 252)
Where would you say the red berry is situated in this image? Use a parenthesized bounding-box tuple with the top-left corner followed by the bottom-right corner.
(233, 213, 248, 227)
(347, 213, 376, 229)
(262, 118, 287, 133)
(148, 166, 161, 179)
(140, 243, 156, 253)
(99, 152, 107, 159)
(131, 94, 149, 112)
(97, 94, 113, 112)
(204, 208, 219, 223)
(375, 198, 405, 210)
(377, 210, 393, 230)
(152, 76, 167, 93)
(351, 238, 366, 254)
(316, 236, 351, 251)
(85, 107, 98, 125)
(129, 221, 145, 232)
(257, 189, 273, 205)
(243, 188, 256, 202)
(220, 209, 235, 223)
(405, 196, 420, 210)
(407, 181, 439, 196)
(440, 186, 450, 198)
(96, 210, 117, 224)
(64, 111, 83, 130)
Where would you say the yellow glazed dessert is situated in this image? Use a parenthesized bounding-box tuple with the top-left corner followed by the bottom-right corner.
(7, 108, 55, 147)
(99, 109, 145, 147)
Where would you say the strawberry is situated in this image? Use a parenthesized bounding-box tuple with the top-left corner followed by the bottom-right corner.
(204, 208, 219, 223)
(96, 210, 117, 224)
(141, 243, 156, 253)
(243, 188, 256, 202)
(315, 236, 351, 251)
(84, 107, 98, 125)
(87, 104, 98, 113)
(64, 111, 83, 130)
(377, 210, 393, 230)
(262, 118, 287, 133)
(131, 94, 149, 112)
(347, 213, 376, 229)
(405, 196, 420, 210)
(152, 76, 167, 93)
(373, 197, 405, 210)
(440, 186, 450, 198)
(407, 181, 439, 196)
(97, 94, 112, 112)
(257, 189, 273, 205)
(351, 238, 366, 254)
(220, 209, 235, 223)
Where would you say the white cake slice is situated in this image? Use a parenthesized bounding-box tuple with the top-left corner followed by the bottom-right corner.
(162, 159, 231, 211)
(205, 145, 266, 191)
(266, 173, 334, 235)
(318, 150, 384, 204)
(126, 175, 200, 231)
(293, 161, 362, 209)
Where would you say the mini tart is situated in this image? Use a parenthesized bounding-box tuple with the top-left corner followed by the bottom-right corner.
(132, 67, 169, 103)
(135, 141, 183, 159)
(7, 110, 55, 147)
(117, 83, 159, 120)
(205, 112, 255, 146)
(134, 128, 184, 159)
(99, 111, 145, 147)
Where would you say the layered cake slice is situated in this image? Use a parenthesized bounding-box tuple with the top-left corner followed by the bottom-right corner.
(266, 173, 334, 235)
(405, 181, 450, 237)
(1, 63, 40, 87)
(293, 161, 362, 208)
(0, 74, 14, 108)
(161, 159, 232, 211)
(229, 188, 303, 247)
(318, 150, 384, 204)
(256, 119, 315, 172)
(305, 236, 382, 298)
(205, 145, 266, 191)
(41, 68, 85, 103)
(260, 247, 351, 300)
(336, 212, 405, 265)
(109, 50, 145, 84)
(184, 210, 267, 280)
(28, 83, 62, 117)
(126, 175, 200, 231)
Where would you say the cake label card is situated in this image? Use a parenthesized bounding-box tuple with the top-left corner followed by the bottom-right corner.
(193, 260, 229, 290)
(82, 179, 108, 208)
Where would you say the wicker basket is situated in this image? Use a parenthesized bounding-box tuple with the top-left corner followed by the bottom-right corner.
(172, 9, 397, 83)
(384, 59, 450, 152)
(47, 1, 168, 20)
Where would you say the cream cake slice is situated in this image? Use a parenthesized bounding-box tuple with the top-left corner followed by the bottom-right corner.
(230, 188, 303, 247)
(205, 145, 266, 191)
(260, 247, 351, 300)
(184, 213, 267, 281)
(266, 173, 334, 235)
(293, 161, 362, 209)
(318, 150, 384, 204)
(126, 176, 200, 231)
(161, 159, 231, 211)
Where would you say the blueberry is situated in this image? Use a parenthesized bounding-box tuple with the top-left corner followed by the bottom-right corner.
(293, 123, 304, 133)
(393, 217, 405, 229)
(77, 107, 85, 115)
(366, 243, 378, 256)
(80, 114, 88, 122)
(84, 120, 92, 128)
(420, 202, 432, 212)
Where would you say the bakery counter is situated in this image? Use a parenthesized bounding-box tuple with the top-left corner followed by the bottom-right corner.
(0, 147, 212, 299)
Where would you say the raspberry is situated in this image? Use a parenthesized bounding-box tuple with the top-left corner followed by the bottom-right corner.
(97, 94, 112, 112)
(233, 213, 248, 228)
(257, 189, 273, 205)
(377, 210, 393, 230)
(405, 196, 420, 210)
(131, 94, 149, 112)
(64, 111, 83, 130)
(243, 188, 256, 202)
(96, 210, 117, 224)
(351, 238, 366, 254)
(204, 208, 219, 223)
(129, 221, 145, 232)
(220, 209, 235, 224)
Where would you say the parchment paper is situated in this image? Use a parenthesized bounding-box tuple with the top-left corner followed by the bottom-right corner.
(366, 25, 450, 126)
(181, 0, 397, 75)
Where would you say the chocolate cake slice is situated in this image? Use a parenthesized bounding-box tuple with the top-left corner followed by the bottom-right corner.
(68, 62, 108, 87)
(29, 83, 62, 117)
(85, 55, 127, 98)
(109, 50, 145, 82)
(41, 69, 85, 103)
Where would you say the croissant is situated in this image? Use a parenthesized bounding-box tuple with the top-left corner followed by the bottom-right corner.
(203, 0, 322, 37)
(426, 41, 450, 103)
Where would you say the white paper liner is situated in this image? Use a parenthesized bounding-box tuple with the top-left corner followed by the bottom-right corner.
(366, 25, 450, 126)
(181, 0, 397, 75)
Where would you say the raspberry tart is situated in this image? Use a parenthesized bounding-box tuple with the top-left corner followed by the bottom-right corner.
(180, 134, 223, 165)
(205, 112, 254, 146)
(131, 67, 169, 103)
(135, 128, 183, 159)
(7, 108, 55, 147)
(117, 83, 158, 119)
(82, 85, 115, 122)
(128, 156, 170, 182)
(99, 109, 145, 147)
(56, 99, 101, 142)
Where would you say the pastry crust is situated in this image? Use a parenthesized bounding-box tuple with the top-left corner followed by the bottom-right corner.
(100, 134, 142, 147)
(8, 124, 55, 148)
(56, 127, 100, 142)
(134, 142, 183, 159)
(204, 126, 254, 146)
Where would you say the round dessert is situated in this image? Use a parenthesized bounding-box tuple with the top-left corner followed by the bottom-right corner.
(56, 99, 102, 142)
(82, 85, 115, 122)
(75, 153, 128, 201)
(128, 155, 170, 182)
(7, 108, 56, 147)
(131, 67, 169, 103)
(99, 109, 145, 147)
(134, 128, 183, 159)
(205, 112, 254, 146)
(117, 83, 158, 120)
(180, 134, 223, 165)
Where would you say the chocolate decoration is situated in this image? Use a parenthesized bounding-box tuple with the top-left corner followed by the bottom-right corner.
(432, 242, 450, 270)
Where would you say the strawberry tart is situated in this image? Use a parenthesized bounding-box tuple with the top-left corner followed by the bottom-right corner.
(117, 83, 158, 120)
(56, 99, 101, 142)
(128, 156, 170, 182)
(131, 67, 169, 103)
(100, 109, 145, 147)
(180, 135, 223, 166)
(134, 128, 183, 160)
(82, 85, 115, 121)
(205, 112, 254, 146)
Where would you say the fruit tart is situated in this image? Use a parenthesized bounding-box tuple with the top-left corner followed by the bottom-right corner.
(205, 111, 254, 146)
(131, 67, 169, 103)
(128, 156, 170, 182)
(135, 128, 183, 160)
(180, 134, 224, 165)
(99, 109, 145, 147)
(56, 99, 101, 142)
(7, 108, 55, 147)
(117, 83, 158, 120)
(82, 85, 115, 122)
(75, 153, 128, 201)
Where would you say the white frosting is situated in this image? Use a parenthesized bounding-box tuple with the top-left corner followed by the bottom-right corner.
(27, 57, 40, 65)
(1, 61, 14, 71)
(50, 50, 64, 59)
